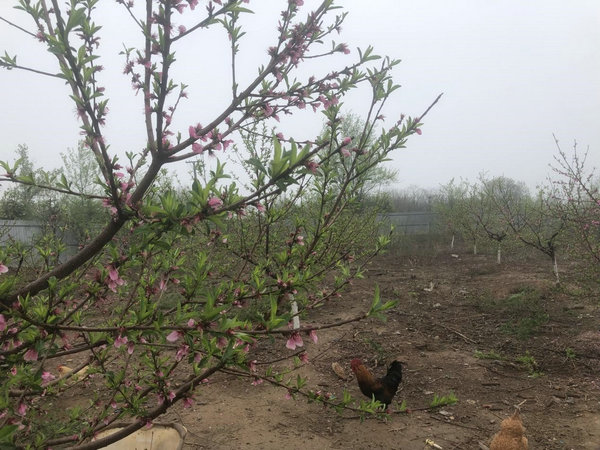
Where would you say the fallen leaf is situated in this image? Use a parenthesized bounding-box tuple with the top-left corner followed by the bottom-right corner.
(331, 362, 347, 380)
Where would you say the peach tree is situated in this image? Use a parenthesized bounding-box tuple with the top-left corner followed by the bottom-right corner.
(0, 0, 438, 447)
(548, 137, 599, 277)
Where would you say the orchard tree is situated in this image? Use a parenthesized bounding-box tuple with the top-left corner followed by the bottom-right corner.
(0, 145, 37, 220)
(0, 1, 439, 447)
(548, 137, 600, 276)
(58, 143, 107, 242)
(470, 175, 519, 264)
(486, 179, 564, 283)
(434, 179, 476, 252)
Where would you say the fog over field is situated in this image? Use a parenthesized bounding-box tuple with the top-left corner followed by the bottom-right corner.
(1, 1, 599, 191)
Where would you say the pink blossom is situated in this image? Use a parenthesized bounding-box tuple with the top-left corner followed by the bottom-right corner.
(24, 348, 38, 362)
(61, 334, 71, 350)
(309, 329, 318, 344)
(293, 333, 304, 347)
(216, 337, 228, 349)
(286, 332, 304, 350)
(0, 314, 6, 332)
(208, 196, 223, 211)
(127, 341, 135, 355)
(251, 377, 263, 386)
(341, 136, 352, 145)
(255, 203, 266, 213)
(0, 263, 8, 274)
(222, 139, 233, 150)
(183, 396, 194, 408)
(305, 160, 319, 174)
(188, 0, 198, 10)
(336, 43, 350, 54)
(263, 104, 274, 117)
(249, 360, 257, 372)
(415, 128, 422, 135)
(114, 335, 128, 349)
(340, 148, 351, 158)
(176, 344, 190, 362)
(168, 391, 176, 402)
(16, 403, 27, 416)
(106, 264, 125, 292)
(300, 352, 309, 364)
(41, 371, 56, 385)
(285, 390, 292, 400)
(107, 274, 125, 292)
(158, 278, 167, 292)
(192, 143, 204, 154)
(166, 330, 183, 343)
(10, 367, 17, 376)
(187, 318, 196, 327)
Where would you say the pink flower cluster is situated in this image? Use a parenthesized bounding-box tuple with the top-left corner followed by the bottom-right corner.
(286, 329, 317, 350)
(106, 265, 125, 292)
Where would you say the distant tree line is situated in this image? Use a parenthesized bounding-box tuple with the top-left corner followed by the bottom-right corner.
(431, 141, 600, 282)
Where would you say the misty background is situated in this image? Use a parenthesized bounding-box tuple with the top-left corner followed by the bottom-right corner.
(1, 0, 599, 193)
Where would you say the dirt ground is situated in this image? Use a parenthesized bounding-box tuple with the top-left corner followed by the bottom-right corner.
(144, 250, 600, 450)
(51, 250, 600, 449)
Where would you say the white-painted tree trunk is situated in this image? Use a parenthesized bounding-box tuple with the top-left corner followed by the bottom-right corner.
(496, 246, 501, 264)
(473, 242, 477, 255)
(553, 254, 560, 284)
(450, 234, 455, 250)
(290, 296, 300, 330)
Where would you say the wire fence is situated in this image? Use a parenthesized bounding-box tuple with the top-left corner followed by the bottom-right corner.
(0, 219, 79, 263)
(377, 212, 437, 234)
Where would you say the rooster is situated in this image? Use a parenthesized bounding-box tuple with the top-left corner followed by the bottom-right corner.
(350, 359, 403, 409)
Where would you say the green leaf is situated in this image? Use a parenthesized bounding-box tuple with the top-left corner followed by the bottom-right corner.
(0, 424, 18, 444)
(367, 284, 398, 320)
(65, 8, 87, 33)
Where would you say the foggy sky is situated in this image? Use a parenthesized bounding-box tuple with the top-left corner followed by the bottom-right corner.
(1, 1, 599, 192)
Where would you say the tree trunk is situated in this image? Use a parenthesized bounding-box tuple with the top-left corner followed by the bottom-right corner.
(553, 253, 560, 284)
(496, 246, 502, 264)
(450, 234, 455, 250)
(290, 295, 300, 329)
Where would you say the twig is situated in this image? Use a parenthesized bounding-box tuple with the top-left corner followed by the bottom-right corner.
(428, 414, 481, 431)
(0, 15, 37, 37)
(311, 332, 348, 362)
(436, 323, 477, 344)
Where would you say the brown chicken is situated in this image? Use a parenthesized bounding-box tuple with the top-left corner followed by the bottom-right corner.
(489, 410, 528, 450)
(350, 359, 403, 407)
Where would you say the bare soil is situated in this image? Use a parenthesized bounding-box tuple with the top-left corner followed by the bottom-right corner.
(153, 251, 600, 450)
(56, 251, 600, 449)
